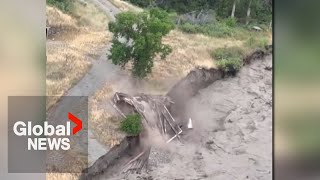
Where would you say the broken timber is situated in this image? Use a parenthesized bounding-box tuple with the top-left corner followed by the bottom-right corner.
(111, 92, 182, 140)
(81, 46, 273, 179)
(80, 92, 183, 179)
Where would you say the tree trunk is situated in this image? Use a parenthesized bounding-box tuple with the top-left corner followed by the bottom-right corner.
(231, 0, 237, 18)
(246, 0, 252, 25)
(269, 20, 272, 30)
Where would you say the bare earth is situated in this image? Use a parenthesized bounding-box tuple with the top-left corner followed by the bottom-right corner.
(136, 55, 272, 180)
(47, 0, 272, 178)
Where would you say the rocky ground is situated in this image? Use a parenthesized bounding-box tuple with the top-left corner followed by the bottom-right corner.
(131, 55, 273, 180)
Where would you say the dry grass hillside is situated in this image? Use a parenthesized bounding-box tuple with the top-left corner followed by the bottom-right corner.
(151, 30, 243, 80)
(47, 173, 80, 180)
(125, 30, 244, 93)
(80, 0, 248, 150)
(46, 4, 111, 109)
(46, 1, 271, 179)
(108, 0, 142, 12)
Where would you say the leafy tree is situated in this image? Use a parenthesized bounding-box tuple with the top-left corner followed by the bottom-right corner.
(108, 8, 174, 78)
(214, 0, 272, 24)
(125, 0, 271, 25)
(215, 0, 233, 19)
(126, 0, 217, 14)
(252, 0, 272, 25)
(158, 0, 215, 14)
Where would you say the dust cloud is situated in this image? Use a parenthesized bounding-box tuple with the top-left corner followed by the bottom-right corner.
(143, 55, 272, 180)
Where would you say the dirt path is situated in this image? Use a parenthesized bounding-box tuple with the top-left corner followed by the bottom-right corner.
(47, 0, 123, 165)
(61, 0, 121, 96)
(91, 0, 121, 20)
(65, 47, 119, 97)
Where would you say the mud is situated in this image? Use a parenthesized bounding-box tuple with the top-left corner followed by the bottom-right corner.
(81, 136, 144, 180)
(82, 46, 272, 179)
(167, 45, 272, 127)
(145, 55, 272, 180)
(167, 68, 224, 125)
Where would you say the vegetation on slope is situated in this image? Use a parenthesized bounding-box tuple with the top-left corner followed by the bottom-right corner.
(108, 8, 175, 78)
(125, 0, 272, 25)
(46, 2, 111, 109)
(211, 46, 245, 74)
(120, 114, 143, 136)
(47, 0, 75, 13)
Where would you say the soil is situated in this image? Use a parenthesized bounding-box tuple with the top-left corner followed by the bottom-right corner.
(47, 0, 272, 178)
(143, 55, 273, 180)
(82, 54, 272, 179)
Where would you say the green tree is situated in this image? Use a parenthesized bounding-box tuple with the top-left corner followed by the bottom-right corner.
(108, 8, 174, 78)
(126, 0, 271, 25)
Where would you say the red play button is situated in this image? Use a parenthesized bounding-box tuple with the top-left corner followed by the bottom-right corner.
(68, 112, 82, 135)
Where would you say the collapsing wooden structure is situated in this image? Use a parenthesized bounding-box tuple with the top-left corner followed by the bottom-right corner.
(80, 92, 184, 179)
(80, 46, 273, 179)
(111, 92, 183, 142)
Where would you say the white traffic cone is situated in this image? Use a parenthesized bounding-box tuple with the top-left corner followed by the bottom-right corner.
(187, 118, 193, 129)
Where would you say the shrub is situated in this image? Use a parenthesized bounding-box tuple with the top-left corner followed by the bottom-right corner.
(212, 46, 245, 74)
(179, 21, 234, 38)
(211, 46, 246, 60)
(245, 36, 269, 49)
(120, 114, 142, 136)
(179, 23, 200, 34)
(207, 22, 233, 38)
(178, 19, 267, 40)
(177, 10, 216, 25)
(125, 0, 150, 8)
(47, 0, 75, 13)
(224, 17, 237, 27)
(216, 58, 243, 74)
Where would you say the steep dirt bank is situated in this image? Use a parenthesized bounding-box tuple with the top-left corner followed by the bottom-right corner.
(145, 54, 272, 180)
(167, 46, 272, 126)
(81, 47, 272, 179)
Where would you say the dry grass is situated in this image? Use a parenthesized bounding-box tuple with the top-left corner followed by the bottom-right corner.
(72, 0, 112, 29)
(148, 30, 243, 81)
(120, 30, 245, 93)
(89, 83, 125, 147)
(46, 6, 77, 28)
(108, 0, 142, 12)
(46, 4, 111, 109)
(47, 173, 80, 180)
(46, 148, 86, 180)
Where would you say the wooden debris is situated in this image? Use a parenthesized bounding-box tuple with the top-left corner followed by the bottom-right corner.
(112, 92, 183, 142)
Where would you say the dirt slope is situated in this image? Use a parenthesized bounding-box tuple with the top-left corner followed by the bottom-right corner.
(141, 55, 272, 180)
(85, 53, 272, 180)
(47, 0, 272, 178)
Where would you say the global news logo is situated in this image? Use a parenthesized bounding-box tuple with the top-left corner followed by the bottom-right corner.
(12, 112, 82, 151)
